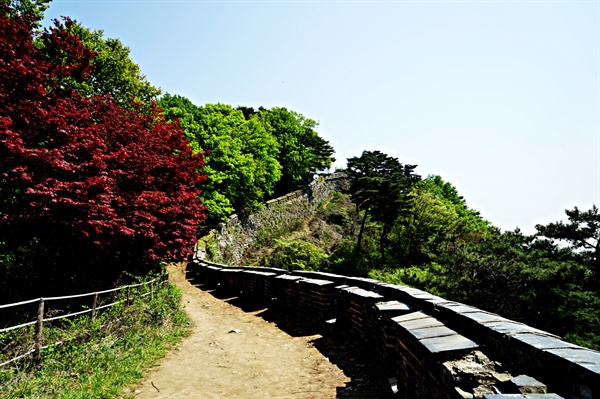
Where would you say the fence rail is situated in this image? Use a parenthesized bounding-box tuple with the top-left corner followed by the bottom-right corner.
(0, 274, 168, 368)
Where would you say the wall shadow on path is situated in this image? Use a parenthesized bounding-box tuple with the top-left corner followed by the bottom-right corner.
(197, 283, 395, 399)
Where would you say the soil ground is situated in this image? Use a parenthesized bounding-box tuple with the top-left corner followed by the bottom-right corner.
(132, 263, 393, 399)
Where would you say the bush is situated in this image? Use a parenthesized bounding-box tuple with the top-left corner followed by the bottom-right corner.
(266, 239, 328, 271)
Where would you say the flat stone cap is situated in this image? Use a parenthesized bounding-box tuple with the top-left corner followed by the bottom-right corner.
(242, 270, 277, 277)
(511, 333, 577, 350)
(391, 311, 429, 323)
(483, 395, 565, 399)
(483, 395, 523, 399)
(546, 347, 600, 373)
(398, 316, 443, 331)
(420, 334, 478, 354)
(410, 326, 458, 340)
(440, 303, 481, 314)
(508, 375, 547, 394)
(375, 300, 411, 312)
(275, 275, 304, 281)
(392, 311, 479, 355)
(340, 286, 384, 299)
(485, 321, 556, 337)
(463, 311, 508, 324)
(298, 278, 335, 286)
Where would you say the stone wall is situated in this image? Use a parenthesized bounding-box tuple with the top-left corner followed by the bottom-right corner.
(187, 259, 600, 399)
(197, 173, 348, 265)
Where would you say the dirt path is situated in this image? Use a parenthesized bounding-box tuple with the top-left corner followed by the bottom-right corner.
(133, 263, 351, 399)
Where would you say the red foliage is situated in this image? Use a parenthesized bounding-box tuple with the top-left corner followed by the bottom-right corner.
(0, 7, 206, 273)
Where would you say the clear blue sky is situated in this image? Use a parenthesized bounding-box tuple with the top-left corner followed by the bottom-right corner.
(43, 0, 599, 234)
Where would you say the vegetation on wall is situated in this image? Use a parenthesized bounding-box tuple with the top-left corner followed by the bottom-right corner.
(242, 152, 600, 351)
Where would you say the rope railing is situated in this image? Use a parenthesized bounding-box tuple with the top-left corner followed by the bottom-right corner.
(0, 273, 168, 368)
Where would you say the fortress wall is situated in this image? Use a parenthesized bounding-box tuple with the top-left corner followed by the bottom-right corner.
(187, 259, 600, 399)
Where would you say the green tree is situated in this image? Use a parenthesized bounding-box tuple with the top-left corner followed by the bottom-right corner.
(3, 0, 50, 26)
(258, 107, 335, 195)
(389, 175, 492, 266)
(345, 150, 419, 263)
(159, 95, 281, 225)
(535, 205, 600, 282)
(53, 23, 161, 108)
(419, 175, 491, 232)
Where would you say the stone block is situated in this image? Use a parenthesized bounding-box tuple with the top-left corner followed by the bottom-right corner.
(462, 311, 510, 324)
(398, 316, 444, 331)
(507, 375, 547, 394)
(392, 311, 429, 323)
(375, 300, 411, 314)
(545, 347, 600, 374)
(410, 326, 460, 340)
(511, 334, 578, 351)
(420, 334, 479, 355)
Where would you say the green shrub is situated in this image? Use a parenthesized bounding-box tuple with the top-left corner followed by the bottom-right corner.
(266, 239, 328, 271)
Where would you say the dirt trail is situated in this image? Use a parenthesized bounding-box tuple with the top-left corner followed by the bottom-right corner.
(133, 263, 351, 399)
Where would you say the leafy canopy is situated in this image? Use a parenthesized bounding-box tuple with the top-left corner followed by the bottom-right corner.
(159, 95, 281, 225)
(255, 107, 335, 195)
(345, 150, 419, 261)
(536, 205, 600, 282)
(0, 7, 206, 298)
(54, 22, 161, 108)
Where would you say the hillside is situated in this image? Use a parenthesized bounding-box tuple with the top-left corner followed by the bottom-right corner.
(239, 191, 361, 273)
(220, 183, 600, 352)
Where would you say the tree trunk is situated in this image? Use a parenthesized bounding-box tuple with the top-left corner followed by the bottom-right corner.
(355, 205, 370, 255)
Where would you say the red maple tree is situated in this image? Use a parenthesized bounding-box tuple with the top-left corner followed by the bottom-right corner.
(0, 6, 206, 294)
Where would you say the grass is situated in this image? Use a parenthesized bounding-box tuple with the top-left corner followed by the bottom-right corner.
(0, 277, 190, 399)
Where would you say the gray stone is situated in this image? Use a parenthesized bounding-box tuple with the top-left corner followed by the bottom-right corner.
(409, 326, 458, 340)
(398, 316, 444, 331)
(546, 347, 600, 373)
(375, 300, 411, 312)
(275, 275, 304, 281)
(298, 278, 334, 286)
(391, 311, 429, 323)
(441, 303, 481, 314)
(420, 334, 479, 354)
(509, 375, 546, 394)
(426, 297, 452, 305)
(484, 321, 547, 335)
(512, 333, 577, 350)
(463, 311, 508, 324)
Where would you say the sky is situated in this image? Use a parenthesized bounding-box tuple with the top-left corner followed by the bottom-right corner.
(42, 0, 599, 235)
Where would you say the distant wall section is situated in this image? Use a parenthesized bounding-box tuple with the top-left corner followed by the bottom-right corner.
(196, 173, 349, 265)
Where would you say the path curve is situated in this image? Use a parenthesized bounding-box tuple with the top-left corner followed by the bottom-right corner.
(133, 263, 349, 399)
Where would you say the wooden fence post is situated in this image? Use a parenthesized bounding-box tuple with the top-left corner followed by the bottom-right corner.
(91, 293, 98, 321)
(150, 280, 154, 300)
(34, 298, 44, 367)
